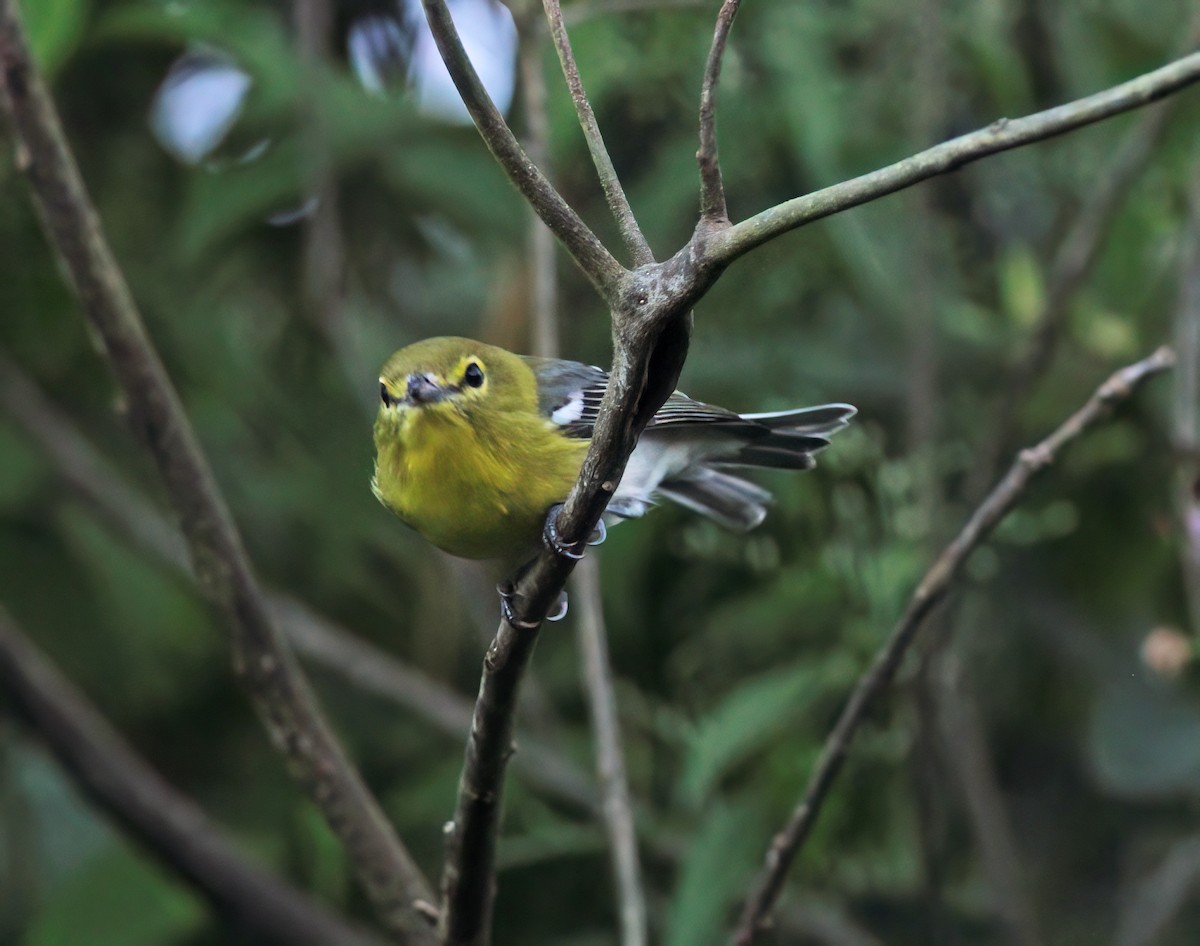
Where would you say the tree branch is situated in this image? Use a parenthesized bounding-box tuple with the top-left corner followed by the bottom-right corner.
(542, 0, 654, 265)
(733, 346, 1176, 945)
(697, 0, 740, 223)
(574, 558, 647, 946)
(436, 299, 694, 945)
(437, 613, 540, 946)
(417, 0, 627, 299)
(0, 607, 386, 946)
(0, 5, 436, 940)
(705, 51, 1200, 267)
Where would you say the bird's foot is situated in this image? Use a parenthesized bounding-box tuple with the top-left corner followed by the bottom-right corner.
(497, 577, 568, 627)
(542, 504, 606, 560)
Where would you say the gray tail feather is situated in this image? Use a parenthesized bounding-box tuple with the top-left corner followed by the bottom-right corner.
(656, 469, 773, 532)
(722, 403, 856, 470)
(740, 402, 856, 435)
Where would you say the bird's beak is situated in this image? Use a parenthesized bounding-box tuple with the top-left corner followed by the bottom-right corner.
(404, 372, 446, 406)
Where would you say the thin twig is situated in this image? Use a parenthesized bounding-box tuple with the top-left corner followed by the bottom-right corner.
(516, 12, 562, 359)
(733, 347, 1176, 945)
(417, 0, 627, 299)
(903, 3, 953, 931)
(0, 607, 386, 946)
(0, 7, 436, 940)
(542, 0, 654, 265)
(574, 558, 648, 946)
(0, 351, 599, 815)
(293, 0, 347, 352)
(697, 0, 740, 223)
(705, 51, 1200, 267)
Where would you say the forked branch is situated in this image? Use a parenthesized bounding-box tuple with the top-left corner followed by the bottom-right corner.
(418, 0, 627, 298)
(424, 16, 1200, 946)
(0, 4, 435, 941)
(734, 346, 1176, 945)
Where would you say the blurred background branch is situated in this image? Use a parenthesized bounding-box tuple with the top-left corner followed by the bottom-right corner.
(736, 347, 1175, 944)
(0, 3, 435, 938)
(0, 606, 386, 946)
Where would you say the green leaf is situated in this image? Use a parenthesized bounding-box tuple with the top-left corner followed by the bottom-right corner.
(997, 244, 1045, 329)
(680, 655, 854, 807)
(26, 842, 205, 946)
(663, 803, 760, 946)
(18, 0, 88, 77)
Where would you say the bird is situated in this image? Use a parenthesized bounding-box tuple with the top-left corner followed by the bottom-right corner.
(371, 336, 855, 569)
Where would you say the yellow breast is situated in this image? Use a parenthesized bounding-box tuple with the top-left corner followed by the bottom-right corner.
(372, 402, 588, 561)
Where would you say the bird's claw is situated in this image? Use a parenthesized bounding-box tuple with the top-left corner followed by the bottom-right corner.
(543, 504, 584, 559)
(496, 579, 568, 627)
(543, 504, 606, 559)
(588, 518, 606, 547)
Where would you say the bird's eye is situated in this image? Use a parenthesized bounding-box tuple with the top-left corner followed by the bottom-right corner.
(380, 382, 391, 405)
(464, 362, 485, 388)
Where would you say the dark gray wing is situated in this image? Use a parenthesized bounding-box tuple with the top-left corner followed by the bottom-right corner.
(523, 355, 855, 466)
(526, 355, 754, 438)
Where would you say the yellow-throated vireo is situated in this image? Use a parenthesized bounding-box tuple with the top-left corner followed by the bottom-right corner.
(372, 337, 855, 569)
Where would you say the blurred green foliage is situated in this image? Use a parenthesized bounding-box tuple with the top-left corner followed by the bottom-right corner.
(2, 0, 1200, 943)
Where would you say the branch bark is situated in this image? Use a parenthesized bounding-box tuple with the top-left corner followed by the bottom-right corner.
(0, 607, 385, 946)
(705, 51, 1200, 268)
(733, 346, 1176, 945)
(0, 5, 435, 940)
(697, 0, 740, 222)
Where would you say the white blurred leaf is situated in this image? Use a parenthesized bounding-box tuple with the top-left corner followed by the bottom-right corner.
(149, 51, 252, 165)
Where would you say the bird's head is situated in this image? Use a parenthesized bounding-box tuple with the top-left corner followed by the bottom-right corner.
(376, 336, 537, 431)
